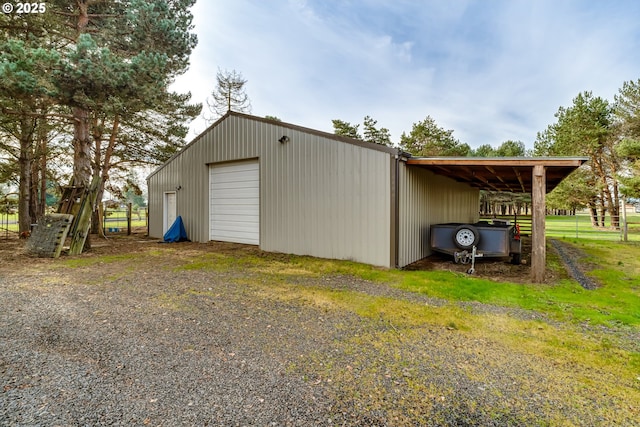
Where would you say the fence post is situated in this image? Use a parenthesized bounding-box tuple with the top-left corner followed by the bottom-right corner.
(621, 197, 628, 242)
(127, 202, 132, 236)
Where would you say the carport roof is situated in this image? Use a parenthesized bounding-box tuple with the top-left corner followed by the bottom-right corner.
(405, 157, 589, 193)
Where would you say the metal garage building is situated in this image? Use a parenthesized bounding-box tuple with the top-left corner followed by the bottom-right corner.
(147, 112, 585, 274)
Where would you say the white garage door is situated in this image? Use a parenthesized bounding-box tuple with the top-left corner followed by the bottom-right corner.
(209, 159, 259, 245)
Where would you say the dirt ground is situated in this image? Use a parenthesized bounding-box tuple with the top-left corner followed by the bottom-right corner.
(405, 236, 571, 284)
(1, 233, 568, 285)
(406, 253, 530, 278)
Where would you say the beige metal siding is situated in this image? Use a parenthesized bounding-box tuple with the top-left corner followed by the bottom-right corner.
(397, 163, 480, 267)
(148, 114, 392, 267)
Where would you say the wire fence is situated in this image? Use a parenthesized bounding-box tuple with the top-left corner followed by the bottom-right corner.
(481, 212, 640, 242)
(0, 205, 148, 240)
(102, 205, 148, 235)
(545, 213, 640, 242)
(2, 201, 638, 242)
(0, 197, 19, 240)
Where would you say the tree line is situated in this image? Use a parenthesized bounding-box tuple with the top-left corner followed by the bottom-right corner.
(333, 85, 640, 227)
(2, 2, 639, 236)
(535, 89, 640, 227)
(0, 1, 201, 236)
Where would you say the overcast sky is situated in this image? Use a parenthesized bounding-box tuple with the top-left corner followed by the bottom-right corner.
(171, 0, 640, 150)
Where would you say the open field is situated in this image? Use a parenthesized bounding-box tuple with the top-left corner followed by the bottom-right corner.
(546, 213, 640, 241)
(1, 235, 638, 425)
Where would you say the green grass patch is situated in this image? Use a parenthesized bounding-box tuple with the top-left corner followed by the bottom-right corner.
(394, 269, 640, 327)
(62, 253, 135, 268)
(170, 236, 640, 327)
(261, 281, 640, 425)
(172, 251, 266, 272)
(244, 243, 640, 327)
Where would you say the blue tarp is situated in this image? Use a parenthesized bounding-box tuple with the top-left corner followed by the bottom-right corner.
(163, 215, 190, 243)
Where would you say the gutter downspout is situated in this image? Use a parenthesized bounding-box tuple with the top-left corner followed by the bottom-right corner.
(391, 149, 410, 268)
(394, 150, 412, 268)
(394, 153, 400, 268)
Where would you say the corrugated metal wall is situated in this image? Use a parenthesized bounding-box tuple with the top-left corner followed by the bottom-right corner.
(397, 163, 480, 267)
(148, 113, 393, 267)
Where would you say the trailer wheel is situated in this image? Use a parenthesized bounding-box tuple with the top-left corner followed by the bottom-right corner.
(453, 225, 479, 250)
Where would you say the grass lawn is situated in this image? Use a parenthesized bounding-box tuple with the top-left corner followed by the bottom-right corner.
(399, 241, 639, 326)
(261, 237, 640, 328)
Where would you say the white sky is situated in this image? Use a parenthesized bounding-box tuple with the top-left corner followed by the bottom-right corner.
(171, 0, 640, 150)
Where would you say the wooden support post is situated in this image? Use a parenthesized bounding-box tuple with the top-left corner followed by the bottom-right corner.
(127, 202, 132, 236)
(531, 165, 546, 282)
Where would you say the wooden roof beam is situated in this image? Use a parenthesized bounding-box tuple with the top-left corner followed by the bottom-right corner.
(406, 157, 588, 167)
(470, 171, 502, 192)
(432, 165, 456, 175)
(461, 166, 500, 190)
(485, 166, 516, 192)
(513, 167, 526, 192)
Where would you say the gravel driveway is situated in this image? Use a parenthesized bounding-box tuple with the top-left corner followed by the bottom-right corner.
(1, 237, 638, 426)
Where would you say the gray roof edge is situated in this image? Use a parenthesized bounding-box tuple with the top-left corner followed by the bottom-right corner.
(146, 111, 233, 180)
(147, 111, 400, 180)
(230, 112, 400, 154)
(409, 156, 590, 162)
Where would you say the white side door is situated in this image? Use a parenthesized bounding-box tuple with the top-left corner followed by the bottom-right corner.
(163, 191, 177, 234)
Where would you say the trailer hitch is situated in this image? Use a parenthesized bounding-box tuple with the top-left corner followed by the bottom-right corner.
(453, 246, 483, 274)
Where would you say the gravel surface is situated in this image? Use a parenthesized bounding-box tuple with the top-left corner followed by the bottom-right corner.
(1, 268, 339, 426)
(1, 237, 638, 426)
(549, 239, 599, 290)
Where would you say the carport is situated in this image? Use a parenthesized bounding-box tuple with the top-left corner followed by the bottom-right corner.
(405, 157, 589, 282)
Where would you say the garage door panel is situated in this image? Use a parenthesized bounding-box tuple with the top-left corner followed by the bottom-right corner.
(211, 215, 259, 224)
(211, 169, 257, 180)
(211, 179, 259, 189)
(211, 205, 259, 215)
(211, 222, 259, 233)
(210, 232, 258, 245)
(209, 160, 259, 245)
(211, 188, 259, 198)
(211, 173, 257, 183)
(211, 163, 257, 173)
(211, 205, 258, 215)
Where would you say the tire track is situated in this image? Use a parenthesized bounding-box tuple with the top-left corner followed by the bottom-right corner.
(550, 239, 599, 290)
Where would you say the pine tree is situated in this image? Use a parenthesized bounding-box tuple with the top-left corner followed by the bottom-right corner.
(332, 116, 392, 146)
(1, 0, 199, 241)
(400, 116, 470, 156)
(206, 69, 252, 122)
